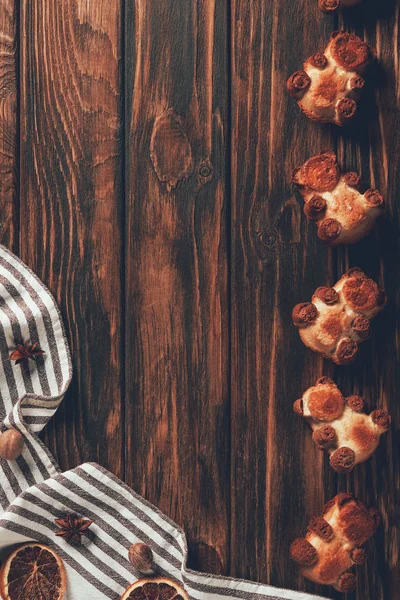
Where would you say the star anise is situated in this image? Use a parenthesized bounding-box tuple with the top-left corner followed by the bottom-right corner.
(9, 342, 45, 365)
(55, 514, 93, 544)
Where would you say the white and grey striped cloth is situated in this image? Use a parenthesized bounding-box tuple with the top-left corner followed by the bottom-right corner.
(0, 244, 328, 600)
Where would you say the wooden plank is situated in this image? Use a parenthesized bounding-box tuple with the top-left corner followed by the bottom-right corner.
(230, 1, 338, 594)
(332, 6, 400, 599)
(124, 0, 230, 574)
(20, 0, 124, 477)
(0, 1, 18, 250)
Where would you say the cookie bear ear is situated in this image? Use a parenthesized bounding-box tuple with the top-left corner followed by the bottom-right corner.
(289, 538, 318, 566)
(293, 153, 384, 246)
(318, 0, 340, 13)
(336, 573, 357, 593)
(291, 494, 378, 592)
(292, 302, 318, 327)
(319, 0, 362, 11)
(287, 32, 374, 125)
(292, 270, 386, 364)
(319, 0, 364, 12)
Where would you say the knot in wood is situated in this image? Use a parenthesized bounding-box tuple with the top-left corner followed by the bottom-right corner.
(260, 231, 276, 247)
(198, 162, 213, 178)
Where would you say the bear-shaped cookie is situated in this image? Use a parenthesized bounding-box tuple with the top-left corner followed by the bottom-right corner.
(287, 31, 375, 125)
(290, 493, 380, 592)
(292, 268, 386, 364)
(319, 0, 362, 13)
(293, 377, 391, 472)
(293, 152, 384, 245)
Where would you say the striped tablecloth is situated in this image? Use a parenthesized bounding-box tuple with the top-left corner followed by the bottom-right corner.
(0, 244, 329, 600)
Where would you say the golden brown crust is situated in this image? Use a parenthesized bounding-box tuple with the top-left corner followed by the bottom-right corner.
(337, 572, 357, 593)
(308, 516, 334, 541)
(343, 274, 382, 311)
(351, 316, 371, 338)
(287, 70, 311, 98)
(293, 269, 386, 364)
(319, 0, 362, 12)
(293, 398, 304, 415)
(365, 188, 384, 207)
(335, 338, 359, 365)
(351, 548, 367, 564)
(291, 494, 379, 591)
(330, 32, 372, 71)
(346, 394, 364, 412)
(339, 499, 380, 542)
(303, 195, 327, 220)
(308, 387, 344, 421)
(293, 152, 384, 246)
(350, 75, 365, 91)
(287, 32, 374, 125)
(290, 539, 318, 565)
(295, 379, 391, 471)
(317, 218, 342, 242)
(312, 425, 336, 449)
(308, 52, 329, 68)
(314, 287, 339, 304)
(371, 409, 392, 429)
(330, 446, 356, 472)
(319, 0, 340, 13)
(337, 97, 357, 122)
(344, 171, 361, 188)
(294, 152, 339, 191)
(316, 376, 335, 385)
(292, 302, 318, 327)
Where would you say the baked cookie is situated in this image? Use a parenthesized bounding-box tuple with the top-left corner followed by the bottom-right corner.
(290, 493, 380, 592)
(287, 31, 375, 125)
(319, 0, 362, 13)
(294, 377, 391, 472)
(292, 268, 386, 364)
(293, 152, 384, 245)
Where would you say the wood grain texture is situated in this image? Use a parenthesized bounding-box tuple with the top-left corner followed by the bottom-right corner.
(230, 1, 400, 598)
(230, 0, 335, 592)
(333, 3, 400, 598)
(124, 0, 230, 575)
(20, 0, 124, 477)
(0, 0, 398, 597)
(0, 0, 17, 250)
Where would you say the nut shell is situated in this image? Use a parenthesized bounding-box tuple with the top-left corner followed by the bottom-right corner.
(0, 429, 24, 461)
(128, 543, 154, 573)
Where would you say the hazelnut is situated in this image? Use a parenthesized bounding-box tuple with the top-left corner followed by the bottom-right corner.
(128, 542, 154, 573)
(0, 429, 24, 461)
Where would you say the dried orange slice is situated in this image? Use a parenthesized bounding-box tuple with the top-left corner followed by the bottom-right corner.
(120, 576, 189, 600)
(0, 543, 66, 600)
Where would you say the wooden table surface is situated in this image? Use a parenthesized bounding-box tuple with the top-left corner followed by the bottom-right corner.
(0, 1, 399, 598)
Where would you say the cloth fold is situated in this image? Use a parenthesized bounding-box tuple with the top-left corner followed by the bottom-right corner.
(0, 462, 329, 600)
(0, 245, 72, 508)
(0, 244, 328, 600)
